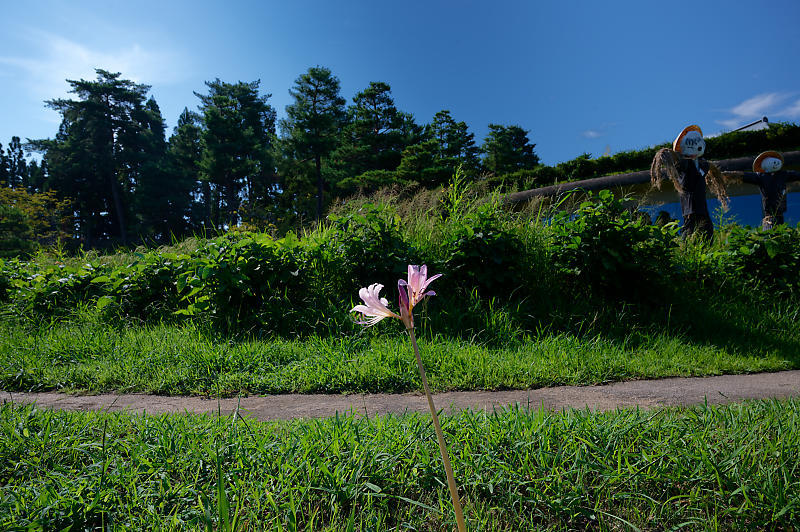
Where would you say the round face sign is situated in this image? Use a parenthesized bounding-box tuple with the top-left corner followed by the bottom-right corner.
(680, 131, 705, 158)
(761, 157, 783, 173)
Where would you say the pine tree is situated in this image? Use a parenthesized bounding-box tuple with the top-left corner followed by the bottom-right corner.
(24, 160, 46, 192)
(31, 69, 158, 246)
(168, 108, 206, 231)
(481, 124, 539, 176)
(129, 97, 195, 241)
(332, 82, 421, 196)
(0, 142, 8, 185)
(280, 67, 346, 220)
(196, 79, 276, 227)
(428, 110, 480, 170)
(7, 137, 27, 188)
(392, 110, 480, 189)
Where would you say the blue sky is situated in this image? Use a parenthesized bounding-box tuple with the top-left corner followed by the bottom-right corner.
(1, 0, 799, 165)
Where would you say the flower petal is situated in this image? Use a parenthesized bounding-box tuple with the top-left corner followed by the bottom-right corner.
(351, 283, 401, 325)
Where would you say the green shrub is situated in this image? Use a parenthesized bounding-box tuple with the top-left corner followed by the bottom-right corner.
(548, 190, 678, 302)
(438, 202, 528, 299)
(720, 224, 800, 298)
(3, 184, 800, 340)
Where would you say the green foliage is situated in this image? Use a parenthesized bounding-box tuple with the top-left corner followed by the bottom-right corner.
(3, 179, 800, 345)
(3, 400, 800, 529)
(0, 204, 35, 258)
(481, 124, 539, 176)
(439, 201, 527, 299)
(720, 223, 800, 297)
(548, 190, 678, 301)
(197, 79, 277, 228)
(0, 184, 73, 258)
(327, 203, 418, 292)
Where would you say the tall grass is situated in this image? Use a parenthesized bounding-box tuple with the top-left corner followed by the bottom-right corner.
(2, 399, 799, 530)
(1, 307, 795, 396)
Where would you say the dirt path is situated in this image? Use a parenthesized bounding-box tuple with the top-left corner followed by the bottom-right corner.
(4, 370, 800, 421)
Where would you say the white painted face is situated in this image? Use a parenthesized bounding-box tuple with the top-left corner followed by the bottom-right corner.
(680, 131, 705, 158)
(761, 157, 782, 173)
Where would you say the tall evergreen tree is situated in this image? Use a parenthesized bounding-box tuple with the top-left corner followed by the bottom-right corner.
(394, 139, 448, 187)
(280, 67, 346, 220)
(392, 110, 479, 189)
(24, 160, 46, 192)
(128, 97, 194, 240)
(7, 137, 27, 188)
(481, 124, 539, 176)
(31, 69, 160, 245)
(196, 79, 276, 227)
(0, 142, 8, 185)
(167, 108, 206, 231)
(337, 82, 419, 175)
(428, 110, 480, 170)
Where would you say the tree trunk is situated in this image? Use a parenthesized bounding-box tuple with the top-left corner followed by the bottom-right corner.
(109, 174, 127, 245)
(225, 183, 237, 227)
(316, 154, 323, 220)
(202, 180, 212, 227)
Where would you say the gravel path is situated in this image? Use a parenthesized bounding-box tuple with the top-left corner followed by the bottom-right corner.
(4, 370, 800, 421)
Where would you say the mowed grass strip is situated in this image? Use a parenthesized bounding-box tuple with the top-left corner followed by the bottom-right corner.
(0, 316, 795, 396)
(1, 399, 799, 530)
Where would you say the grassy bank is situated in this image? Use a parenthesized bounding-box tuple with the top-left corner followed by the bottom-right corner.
(2, 187, 800, 395)
(1, 304, 797, 395)
(2, 399, 798, 530)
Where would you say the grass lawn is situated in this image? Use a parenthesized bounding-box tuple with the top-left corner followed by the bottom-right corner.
(0, 315, 796, 396)
(2, 399, 798, 530)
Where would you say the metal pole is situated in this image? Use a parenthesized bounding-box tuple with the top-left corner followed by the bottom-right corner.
(733, 116, 768, 132)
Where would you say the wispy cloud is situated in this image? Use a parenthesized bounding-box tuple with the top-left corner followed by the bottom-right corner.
(717, 92, 794, 129)
(0, 30, 187, 105)
(780, 99, 800, 119)
(580, 122, 616, 140)
(730, 93, 785, 117)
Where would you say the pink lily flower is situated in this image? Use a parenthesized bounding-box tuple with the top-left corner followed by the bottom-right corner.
(400, 264, 442, 311)
(349, 265, 463, 530)
(398, 278, 414, 329)
(351, 265, 441, 330)
(350, 283, 401, 327)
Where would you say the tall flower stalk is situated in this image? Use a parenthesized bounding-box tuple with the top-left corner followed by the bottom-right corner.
(351, 265, 466, 532)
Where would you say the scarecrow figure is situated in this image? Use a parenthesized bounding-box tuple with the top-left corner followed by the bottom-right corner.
(744, 151, 800, 230)
(650, 125, 728, 239)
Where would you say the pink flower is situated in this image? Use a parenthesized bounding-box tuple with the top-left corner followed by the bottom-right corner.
(350, 283, 401, 327)
(351, 265, 441, 330)
(400, 265, 442, 311)
(398, 279, 413, 329)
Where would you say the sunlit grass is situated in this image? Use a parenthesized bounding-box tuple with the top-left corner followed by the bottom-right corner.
(1, 316, 794, 396)
(2, 399, 798, 530)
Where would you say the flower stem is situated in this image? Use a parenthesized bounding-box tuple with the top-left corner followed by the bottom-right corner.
(407, 327, 467, 532)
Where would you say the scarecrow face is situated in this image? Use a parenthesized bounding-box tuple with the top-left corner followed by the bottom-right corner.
(680, 131, 705, 158)
(761, 157, 782, 173)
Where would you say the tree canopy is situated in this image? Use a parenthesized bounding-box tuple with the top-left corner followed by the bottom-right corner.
(7, 64, 798, 255)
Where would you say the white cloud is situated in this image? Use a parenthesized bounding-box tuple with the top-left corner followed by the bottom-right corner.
(716, 92, 797, 129)
(780, 99, 800, 118)
(716, 117, 742, 129)
(0, 30, 187, 103)
(729, 92, 786, 118)
(581, 129, 602, 139)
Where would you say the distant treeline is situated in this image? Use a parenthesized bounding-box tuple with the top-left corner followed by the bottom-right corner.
(1, 66, 799, 250)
